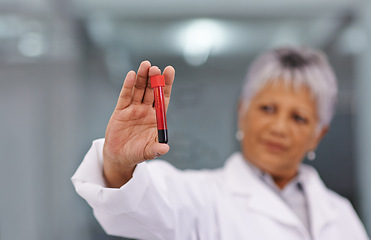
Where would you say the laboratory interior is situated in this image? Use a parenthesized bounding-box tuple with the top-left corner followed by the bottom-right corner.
(1, 0, 371, 239)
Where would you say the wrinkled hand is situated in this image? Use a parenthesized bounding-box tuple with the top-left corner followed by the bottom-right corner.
(103, 61, 175, 187)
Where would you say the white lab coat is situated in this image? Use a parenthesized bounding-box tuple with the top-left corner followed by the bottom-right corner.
(72, 139, 370, 240)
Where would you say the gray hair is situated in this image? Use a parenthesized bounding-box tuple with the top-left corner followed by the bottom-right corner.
(241, 47, 338, 130)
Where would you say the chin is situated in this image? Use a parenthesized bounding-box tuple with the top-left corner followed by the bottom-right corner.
(256, 156, 296, 175)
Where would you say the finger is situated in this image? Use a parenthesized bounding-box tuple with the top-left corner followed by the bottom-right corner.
(163, 66, 175, 98)
(142, 66, 162, 105)
(115, 71, 136, 110)
(163, 66, 175, 110)
(132, 60, 151, 104)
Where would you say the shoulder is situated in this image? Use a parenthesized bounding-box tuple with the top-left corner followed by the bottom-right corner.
(301, 164, 350, 202)
(323, 188, 368, 237)
(300, 164, 352, 205)
(326, 188, 353, 208)
(300, 164, 364, 224)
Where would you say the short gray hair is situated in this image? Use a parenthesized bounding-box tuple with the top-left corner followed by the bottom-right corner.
(241, 47, 338, 129)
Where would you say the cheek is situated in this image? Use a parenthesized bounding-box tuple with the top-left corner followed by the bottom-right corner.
(291, 127, 317, 151)
(241, 114, 261, 136)
(241, 115, 267, 147)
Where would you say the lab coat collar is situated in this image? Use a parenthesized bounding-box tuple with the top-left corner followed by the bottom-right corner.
(223, 152, 339, 235)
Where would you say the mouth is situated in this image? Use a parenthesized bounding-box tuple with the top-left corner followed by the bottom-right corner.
(262, 140, 288, 153)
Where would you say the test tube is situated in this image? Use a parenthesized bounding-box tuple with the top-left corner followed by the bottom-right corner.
(150, 75, 168, 143)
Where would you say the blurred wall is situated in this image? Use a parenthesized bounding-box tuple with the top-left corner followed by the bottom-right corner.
(0, 0, 370, 239)
(355, 2, 371, 233)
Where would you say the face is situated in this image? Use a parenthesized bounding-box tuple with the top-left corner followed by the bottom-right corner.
(239, 81, 327, 180)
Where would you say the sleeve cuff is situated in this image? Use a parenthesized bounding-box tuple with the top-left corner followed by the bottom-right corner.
(71, 138, 151, 215)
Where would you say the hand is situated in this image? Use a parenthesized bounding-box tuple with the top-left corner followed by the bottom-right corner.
(103, 61, 175, 187)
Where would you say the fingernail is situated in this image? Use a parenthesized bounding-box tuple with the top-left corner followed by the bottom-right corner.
(152, 66, 160, 71)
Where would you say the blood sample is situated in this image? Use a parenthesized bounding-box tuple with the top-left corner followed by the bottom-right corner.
(150, 75, 168, 143)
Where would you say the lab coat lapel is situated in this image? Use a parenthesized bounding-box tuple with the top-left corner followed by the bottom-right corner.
(300, 165, 339, 238)
(223, 153, 305, 229)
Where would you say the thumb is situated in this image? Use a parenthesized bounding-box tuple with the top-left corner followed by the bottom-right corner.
(145, 142, 170, 160)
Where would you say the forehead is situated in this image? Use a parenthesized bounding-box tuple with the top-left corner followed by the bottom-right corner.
(252, 80, 317, 112)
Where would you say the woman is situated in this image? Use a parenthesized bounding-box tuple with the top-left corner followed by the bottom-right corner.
(72, 47, 370, 240)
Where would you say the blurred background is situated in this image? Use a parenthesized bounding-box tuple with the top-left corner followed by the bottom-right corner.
(1, 0, 371, 239)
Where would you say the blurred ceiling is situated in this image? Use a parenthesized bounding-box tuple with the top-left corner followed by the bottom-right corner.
(0, 0, 368, 69)
(71, 0, 364, 18)
(68, 0, 366, 70)
(0, 0, 365, 17)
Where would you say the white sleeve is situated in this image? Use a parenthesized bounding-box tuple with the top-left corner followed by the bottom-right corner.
(71, 139, 210, 240)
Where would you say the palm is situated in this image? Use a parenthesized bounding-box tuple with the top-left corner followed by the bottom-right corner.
(107, 105, 158, 164)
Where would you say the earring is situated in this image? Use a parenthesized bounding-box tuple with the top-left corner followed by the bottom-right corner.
(235, 130, 244, 141)
(307, 151, 316, 161)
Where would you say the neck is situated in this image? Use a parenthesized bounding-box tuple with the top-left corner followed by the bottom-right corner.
(242, 155, 299, 189)
(272, 172, 297, 189)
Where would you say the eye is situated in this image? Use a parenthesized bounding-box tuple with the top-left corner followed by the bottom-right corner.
(292, 114, 308, 124)
(260, 105, 275, 114)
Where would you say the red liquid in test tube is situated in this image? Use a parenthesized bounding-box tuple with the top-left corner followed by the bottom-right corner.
(150, 75, 168, 143)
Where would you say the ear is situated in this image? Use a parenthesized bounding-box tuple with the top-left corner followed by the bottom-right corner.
(309, 125, 329, 151)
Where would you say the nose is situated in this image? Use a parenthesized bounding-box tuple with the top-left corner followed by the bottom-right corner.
(269, 113, 289, 137)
